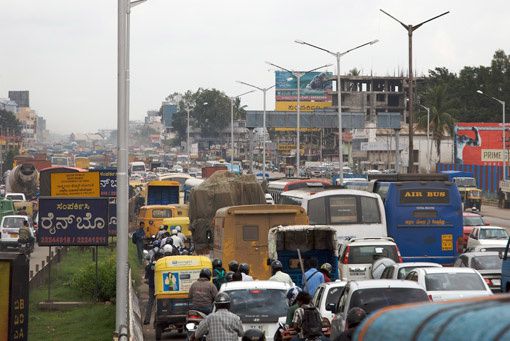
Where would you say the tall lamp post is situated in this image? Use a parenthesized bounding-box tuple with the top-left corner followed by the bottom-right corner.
(477, 90, 507, 180)
(380, 9, 449, 174)
(265, 62, 332, 177)
(229, 90, 255, 164)
(237, 81, 276, 179)
(419, 104, 431, 172)
(295, 39, 378, 184)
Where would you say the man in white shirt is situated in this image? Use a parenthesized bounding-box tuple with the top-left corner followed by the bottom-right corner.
(269, 260, 294, 287)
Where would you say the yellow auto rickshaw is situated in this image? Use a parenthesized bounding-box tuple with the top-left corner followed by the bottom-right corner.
(154, 255, 212, 340)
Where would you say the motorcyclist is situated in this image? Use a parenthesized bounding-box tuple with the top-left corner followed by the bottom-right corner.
(18, 220, 34, 247)
(239, 263, 253, 281)
(156, 225, 169, 239)
(269, 260, 294, 287)
(226, 260, 239, 281)
(161, 240, 179, 256)
(143, 252, 156, 325)
(319, 263, 332, 283)
(175, 225, 187, 243)
(170, 228, 184, 249)
(195, 292, 244, 341)
(285, 286, 302, 326)
(189, 268, 218, 315)
(337, 307, 367, 341)
(212, 259, 227, 290)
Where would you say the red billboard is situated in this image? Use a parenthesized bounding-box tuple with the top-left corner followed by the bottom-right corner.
(454, 122, 510, 165)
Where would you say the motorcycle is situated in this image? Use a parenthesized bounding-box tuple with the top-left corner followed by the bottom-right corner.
(185, 309, 207, 341)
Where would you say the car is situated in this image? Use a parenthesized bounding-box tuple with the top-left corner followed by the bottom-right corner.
(467, 244, 507, 253)
(405, 267, 493, 302)
(462, 212, 488, 249)
(466, 226, 508, 251)
(265, 193, 275, 205)
(338, 237, 402, 281)
(312, 281, 347, 323)
(218, 280, 289, 340)
(454, 252, 503, 293)
(0, 215, 35, 251)
(327, 279, 429, 339)
(379, 262, 443, 280)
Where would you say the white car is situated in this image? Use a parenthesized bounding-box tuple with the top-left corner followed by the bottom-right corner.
(218, 281, 289, 340)
(328, 279, 429, 339)
(0, 215, 34, 250)
(405, 267, 493, 302)
(265, 193, 275, 205)
(338, 237, 402, 281)
(466, 226, 508, 251)
(380, 262, 443, 280)
(312, 281, 347, 323)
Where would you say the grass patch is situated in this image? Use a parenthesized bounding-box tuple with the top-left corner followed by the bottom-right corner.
(29, 240, 142, 340)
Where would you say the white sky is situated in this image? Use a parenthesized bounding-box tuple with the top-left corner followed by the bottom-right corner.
(0, 0, 508, 134)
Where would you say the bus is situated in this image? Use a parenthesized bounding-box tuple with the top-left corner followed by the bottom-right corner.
(384, 181, 463, 265)
(278, 188, 326, 206)
(267, 179, 332, 203)
(130, 161, 146, 174)
(300, 189, 387, 239)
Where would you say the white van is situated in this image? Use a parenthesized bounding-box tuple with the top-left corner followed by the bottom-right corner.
(130, 161, 146, 174)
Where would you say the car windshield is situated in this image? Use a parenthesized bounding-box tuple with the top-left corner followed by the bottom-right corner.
(463, 216, 484, 226)
(479, 229, 508, 239)
(397, 266, 436, 280)
(471, 255, 503, 270)
(228, 289, 288, 320)
(349, 288, 428, 314)
(2, 217, 26, 228)
(425, 273, 486, 291)
(325, 286, 345, 306)
(348, 245, 399, 264)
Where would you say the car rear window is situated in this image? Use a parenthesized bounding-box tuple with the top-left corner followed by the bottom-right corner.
(397, 266, 436, 279)
(463, 216, 484, 226)
(349, 288, 428, 314)
(471, 255, 503, 270)
(228, 289, 288, 321)
(325, 286, 345, 306)
(2, 217, 26, 229)
(425, 273, 486, 291)
(348, 245, 399, 264)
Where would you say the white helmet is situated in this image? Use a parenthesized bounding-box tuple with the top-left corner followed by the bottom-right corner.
(171, 229, 178, 236)
(175, 226, 182, 233)
(162, 244, 174, 255)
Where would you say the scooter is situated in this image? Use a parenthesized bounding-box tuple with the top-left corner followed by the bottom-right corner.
(185, 309, 207, 341)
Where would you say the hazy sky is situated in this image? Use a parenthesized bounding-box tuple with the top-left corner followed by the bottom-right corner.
(0, 0, 508, 134)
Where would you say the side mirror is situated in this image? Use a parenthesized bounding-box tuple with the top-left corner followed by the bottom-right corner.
(326, 303, 336, 313)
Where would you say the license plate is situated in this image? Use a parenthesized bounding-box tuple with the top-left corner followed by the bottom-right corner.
(492, 279, 501, 286)
(9, 234, 17, 238)
(249, 325, 264, 331)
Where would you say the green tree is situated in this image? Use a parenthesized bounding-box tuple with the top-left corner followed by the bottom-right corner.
(0, 109, 21, 135)
(3, 148, 19, 171)
(416, 84, 456, 161)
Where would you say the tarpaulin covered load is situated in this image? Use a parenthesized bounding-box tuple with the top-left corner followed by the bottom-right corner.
(188, 171, 265, 250)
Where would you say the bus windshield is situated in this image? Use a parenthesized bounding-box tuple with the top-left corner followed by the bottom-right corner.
(308, 195, 381, 225)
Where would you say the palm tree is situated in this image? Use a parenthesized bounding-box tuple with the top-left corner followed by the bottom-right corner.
(416, 84, 456, 161)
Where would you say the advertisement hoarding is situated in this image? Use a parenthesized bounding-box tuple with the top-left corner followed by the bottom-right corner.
(37, 197, 109, 246)
(50, 172, 100, 197)
(454, 123, 510, 165)
(98, 169, 117, 197)
(275, 70, 332, 112)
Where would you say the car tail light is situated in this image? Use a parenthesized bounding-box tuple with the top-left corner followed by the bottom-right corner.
(484, 278, 493, 286)
(342, 245, 350, 264)
(395, 246, 403, 263)
(456, 237, 464, 253)
(428, 294, 433, 301)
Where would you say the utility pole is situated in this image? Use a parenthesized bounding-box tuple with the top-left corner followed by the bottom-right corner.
(380, 9, 449, 173)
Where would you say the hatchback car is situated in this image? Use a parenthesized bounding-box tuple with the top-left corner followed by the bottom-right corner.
(379, 262, 442, 280)
(462, 212, 487, 249)
(327, 279, 429, 339)
(405, 267, 493, 302)
(0, 215, 34, 250)
(466, 226, 508, 251)
(338, 237, 402, 281)
(219, 281, 288, 340)
(454, 252, 503, 292)
(312, 281, 347, 323)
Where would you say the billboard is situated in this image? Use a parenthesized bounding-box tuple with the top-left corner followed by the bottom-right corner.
(98, 169, 117, 197)
(454, 123, 509, 165)
(50, 172, 100, 197)
(275, 70, 332, 112)
(37, 197, 109, 246)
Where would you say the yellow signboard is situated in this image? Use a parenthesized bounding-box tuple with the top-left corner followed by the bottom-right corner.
(51, 172, 100, 197)
(275, 101, 332, 112)
(0, 261, 10, 341)
(441, 234, 453, 251)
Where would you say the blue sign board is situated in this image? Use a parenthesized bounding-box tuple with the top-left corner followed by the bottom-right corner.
(37, 197, 109, 246)
(108, 198, 117, 236)
(98, 169, 117, 197)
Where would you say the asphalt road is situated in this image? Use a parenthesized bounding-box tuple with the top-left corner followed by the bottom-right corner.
(481, 205, 510, 229)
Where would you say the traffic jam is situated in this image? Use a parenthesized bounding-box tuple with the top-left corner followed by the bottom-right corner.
(134, 165, 510, 340)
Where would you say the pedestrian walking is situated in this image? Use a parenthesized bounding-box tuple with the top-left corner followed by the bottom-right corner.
(132, 222, 145, 264)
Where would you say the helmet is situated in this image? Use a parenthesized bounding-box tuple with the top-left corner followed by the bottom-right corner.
(175, 226, 182, 232)
(181, 249, 189, 255)
(346, 307, 367, 328)
(242, 329, 266, 341)
(226, 271, 234, 282)
(159, 225, 166, 231)
(171, 229, 178, 236)
(162, 244, 174, 256)
(199, 268, 212, 280)
(286, 286, 302, 306)
(152, 240, 161, 248)
(239, 263, 250, 275)
(271, 260, 283, 271)
(214, 292, 231, 308)
(320, 263, 332, 274)
(228, 260, 239, 272)
(212, 259, 223, 269)
(162, 231, 171, 239)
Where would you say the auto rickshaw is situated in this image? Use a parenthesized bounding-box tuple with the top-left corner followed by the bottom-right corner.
(154, 255, 212, 340)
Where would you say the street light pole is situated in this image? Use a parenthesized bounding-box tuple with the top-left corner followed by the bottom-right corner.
(237, 81, 276, 179)
(295, 39, 378, 184)
(419, 104, 431, 172)
(186, 107, 191, 159)
(380, 9, 449, 174)
(477, 90, 507, 180)
(265, 62, 332, 178)
(229, 90, 255, 164)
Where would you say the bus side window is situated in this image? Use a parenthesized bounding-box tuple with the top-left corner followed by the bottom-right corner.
(360, 197, 381, 224)
(308, 197, 326, 224)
